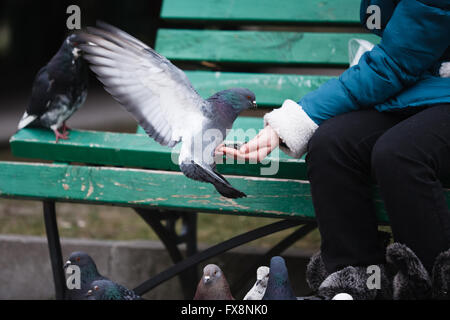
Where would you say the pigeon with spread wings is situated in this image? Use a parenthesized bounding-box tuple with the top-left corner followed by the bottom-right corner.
(79, 22, 256, 198)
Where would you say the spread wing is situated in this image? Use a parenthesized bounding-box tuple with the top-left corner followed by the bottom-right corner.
(78, 22, 205, 147)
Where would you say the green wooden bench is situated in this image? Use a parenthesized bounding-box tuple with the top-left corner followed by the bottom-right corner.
(2, 0, 439, 299)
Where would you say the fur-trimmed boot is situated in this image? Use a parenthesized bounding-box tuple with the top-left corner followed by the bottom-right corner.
(319, 264, 392, 300)
(302, 251, 392, 300)
(431, 248, 450, 300)
(301, 231, 393, 300)
(385, 243, 432, 300)
(305, 251, 328, 293)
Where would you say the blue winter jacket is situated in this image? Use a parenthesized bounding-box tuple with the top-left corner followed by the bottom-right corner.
(299, 0, 450, 125)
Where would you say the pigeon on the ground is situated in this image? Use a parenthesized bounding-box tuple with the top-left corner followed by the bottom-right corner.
(85, 279, 143, 300)
(431, 248, 450, 300)
(386, 243, 432, 300)
(64, 251, 108, 300)
(194, 264, 234, 300)
(243, 266, 269, 300)
(18, 33, 89, 142)
(78, 22, 256, 198)
(262, 256, 297, 300)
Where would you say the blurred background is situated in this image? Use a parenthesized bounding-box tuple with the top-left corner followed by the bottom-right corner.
(0, 0, 164, 140)
(0, 0, 322, 299)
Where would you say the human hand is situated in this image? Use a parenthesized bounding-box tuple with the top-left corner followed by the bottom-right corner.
(215, 125, 280, 162)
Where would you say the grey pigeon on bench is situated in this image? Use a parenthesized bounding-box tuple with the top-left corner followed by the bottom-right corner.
(194, 264, 234, 300)
(262, 256, 297, 300)
(78, 22, 256, 198)
(18, 33, 89, 142)
(64, 251, 108, 300)
(244, 266, 270, 300)
(85, 279, 143, 300)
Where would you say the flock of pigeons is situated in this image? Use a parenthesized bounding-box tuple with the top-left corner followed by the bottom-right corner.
(64, 243, 450, 300)
(18, 22, 257, 198)
(64, 251, 317, 300)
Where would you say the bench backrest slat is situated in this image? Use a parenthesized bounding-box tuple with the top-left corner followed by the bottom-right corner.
(156, 29, 379, 66)
(161, 0, 363, 25)
(186, 71, 333, 107)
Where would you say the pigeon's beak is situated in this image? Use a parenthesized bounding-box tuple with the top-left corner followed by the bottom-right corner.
(86, 290, 93, 297)
(70, 33, 87, 46)
(204, 275, 211, 284)
(252, 101, 257, 109)
(63, 260, 71, 269)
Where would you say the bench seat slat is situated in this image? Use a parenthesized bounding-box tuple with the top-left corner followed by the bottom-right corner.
(186, 71, 333, 107)
(161, 0, 363, 25)
(0, 161, 390, 222)
(156, 29, 379, 66)
(10, 124, 308, 180)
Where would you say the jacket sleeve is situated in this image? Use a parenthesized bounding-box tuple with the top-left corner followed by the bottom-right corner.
(264, 0, 450, 158)
(300, 0, 450, 125)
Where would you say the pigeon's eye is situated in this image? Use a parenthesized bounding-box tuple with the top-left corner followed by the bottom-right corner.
(246, 96, 251, 100)
(94, 286, 99, 291)
(76, 257, 81, 262)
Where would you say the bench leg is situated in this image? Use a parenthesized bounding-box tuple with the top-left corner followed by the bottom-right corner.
(179, 212, 198, 293)
(42, 201, 66, 300)
(134, 208, 198, 299)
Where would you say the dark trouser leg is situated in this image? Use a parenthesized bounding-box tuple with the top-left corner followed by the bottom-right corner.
(306, 109, 405, 273)
(372, 104, 450, 272)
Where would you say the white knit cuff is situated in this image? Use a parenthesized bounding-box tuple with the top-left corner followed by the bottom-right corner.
(264, 99, 318, 158)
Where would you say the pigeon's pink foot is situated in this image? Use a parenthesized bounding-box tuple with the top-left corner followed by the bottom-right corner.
(53, 128, 69, 143)
(61, 123, 71, 134)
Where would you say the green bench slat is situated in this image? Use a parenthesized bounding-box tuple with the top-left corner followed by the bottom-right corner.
(0, 161, 389, 222)
(156, 29, 379, 66)
(186, 71, 333, 107)
(161, 0, 363, 25)
(10, 118, 308, 180)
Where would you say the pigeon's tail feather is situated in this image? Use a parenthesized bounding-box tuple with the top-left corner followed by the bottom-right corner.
(214, 181, 247, 199)
(212, 168, 247, 199)
(180, 161, 246, 199)
(17, 112, 38, 130)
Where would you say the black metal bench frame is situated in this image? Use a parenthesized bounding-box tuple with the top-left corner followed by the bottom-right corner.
(43, 200, 316, 299)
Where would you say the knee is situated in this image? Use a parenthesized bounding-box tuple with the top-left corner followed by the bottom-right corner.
(371, 137, 394, 176)
(371, 135, 428, 181)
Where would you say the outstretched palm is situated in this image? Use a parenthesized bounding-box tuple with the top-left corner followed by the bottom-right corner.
(216, 125, 280, 162)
